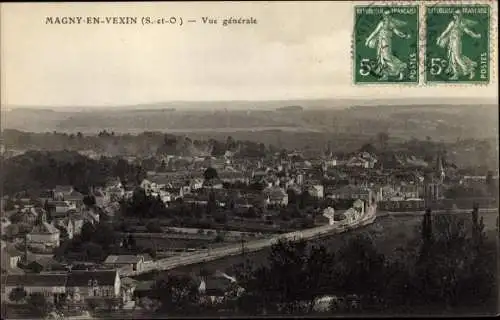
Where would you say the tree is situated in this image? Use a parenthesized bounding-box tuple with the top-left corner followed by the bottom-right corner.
(81, 242, 105, 262)
(377, 132, 389, 150)
(86, 299, 99, 313)
(92, 223, 117, 250)
(127, 234, 137, 249)
(146, 222, 163, 233)
(27, 292, 51, 317)
(80, 221, 95, 243)
(411, 207, 496, 311)
(204, 167, 218, 181)
(335, 234, 386, 300)
(419, 208, 433, 260)
(9, 287, 27, 303)
(299, 191, 310, 210)
(238, 239, 336, 315)
(359, 143, 377, 154)
(9, 211, 23, 224)
(152, 274, 201, 315)
(286, 189, 297, 205)
(4, 224, 20, 239)
(214, 232, 226, 243)
(83, 195, 96, 207)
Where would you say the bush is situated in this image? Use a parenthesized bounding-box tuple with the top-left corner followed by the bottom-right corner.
(146, 222, 163, 233)
(214, 234, 225, 243)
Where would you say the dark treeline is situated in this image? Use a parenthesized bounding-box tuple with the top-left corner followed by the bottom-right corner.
(3, 129, 273, 159)
(2, 150, 145, 196)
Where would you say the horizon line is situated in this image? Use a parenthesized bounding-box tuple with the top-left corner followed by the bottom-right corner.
(4, 97, 498, 110)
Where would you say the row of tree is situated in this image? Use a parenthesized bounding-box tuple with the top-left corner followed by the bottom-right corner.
(2, 150, 146, 196)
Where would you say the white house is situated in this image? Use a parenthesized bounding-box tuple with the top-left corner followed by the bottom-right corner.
(307, 185, 324, 199)
(27, 221, 60, 251)
(264, 187, 289, 207)
(322, 207, 336, 225)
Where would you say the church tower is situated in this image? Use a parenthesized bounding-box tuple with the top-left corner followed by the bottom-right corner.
(436, 154, 445, 183)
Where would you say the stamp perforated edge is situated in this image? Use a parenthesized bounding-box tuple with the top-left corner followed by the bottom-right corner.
(422, 0, 497, 86)
(350, 0, 498, 87)
(351, 1, 421, 86)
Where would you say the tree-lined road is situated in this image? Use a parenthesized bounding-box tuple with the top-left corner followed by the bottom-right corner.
(120, 212, 376, 277)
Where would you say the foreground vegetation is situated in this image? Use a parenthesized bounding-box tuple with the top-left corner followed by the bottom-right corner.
(145, 206, 497, 316)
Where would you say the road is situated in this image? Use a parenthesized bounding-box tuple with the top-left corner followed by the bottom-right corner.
(380, 208, 498, 216)
(120, 211, 376, 277)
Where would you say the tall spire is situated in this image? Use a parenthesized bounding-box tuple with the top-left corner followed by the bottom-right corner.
(437, 154, 445, 183)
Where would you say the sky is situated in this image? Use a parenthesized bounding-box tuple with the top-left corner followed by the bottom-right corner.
(1, 1, 498, 107)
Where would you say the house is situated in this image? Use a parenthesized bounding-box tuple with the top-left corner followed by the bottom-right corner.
(341, 207, 362, 225)
(189, 178, 204, 190)
(218, 171, 249, 184)
(138, 254, 154, 265)
(264, 187, 288, 207)
(105, 177, 123, 189)
(183, 194, 207, 206)
(198, 271, 243, 304)
(133, 280, 155, 299)
(48, 200, 76, 218)
(16, 207, 40, 225)
(307, 185, 324, 199)
(379, 198, 425, 212)
(53, 185, 74, 201)
(104, 178, 125, 201)
(1, 244, 22, 270)
(27, 219, 60, 251)
(203, 179, 224, 189)
(107, 186, 125, 201)
(65, 191, 85, 208)
(322, 207, 336, 225)
(38, 190, 54, 203)
(54, 216, 84, 240)
(3, 273, 68, 304)
(120, 277, 137, 304)
(103, 255, 146, 272)
(93, 189, 110, 207)
(140, 179, 154, 194)
(345, 153, 377, 169)
(1, 216, 11, 234)
(65, 270, 121, 302)
(54, 217, 74, 240)
(81, 208, 100, 225)
(25, 256, 66, 274)
(327, 185, 373, 202)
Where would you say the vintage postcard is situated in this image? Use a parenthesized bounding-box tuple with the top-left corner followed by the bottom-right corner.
(0, 1, 498, 319)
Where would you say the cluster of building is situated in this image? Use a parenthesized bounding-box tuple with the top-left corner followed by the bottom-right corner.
(121, 150, 451, 216)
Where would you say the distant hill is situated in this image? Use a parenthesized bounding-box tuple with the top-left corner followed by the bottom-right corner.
(276, 106, 303, 112)
(3, 99, 497, 142)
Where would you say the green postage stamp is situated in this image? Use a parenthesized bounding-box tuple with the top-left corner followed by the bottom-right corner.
(425, 5, 490, 83)
(354, 5, 419, 84)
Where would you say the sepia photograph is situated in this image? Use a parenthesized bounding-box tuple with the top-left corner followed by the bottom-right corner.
(0, 1, 498, 319)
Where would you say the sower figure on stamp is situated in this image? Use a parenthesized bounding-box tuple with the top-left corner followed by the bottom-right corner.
(436, 9, 481, 80)
(365, 10, 411, 81)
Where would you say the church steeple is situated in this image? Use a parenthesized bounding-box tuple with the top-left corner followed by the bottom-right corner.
(436, 154, 445, 183)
